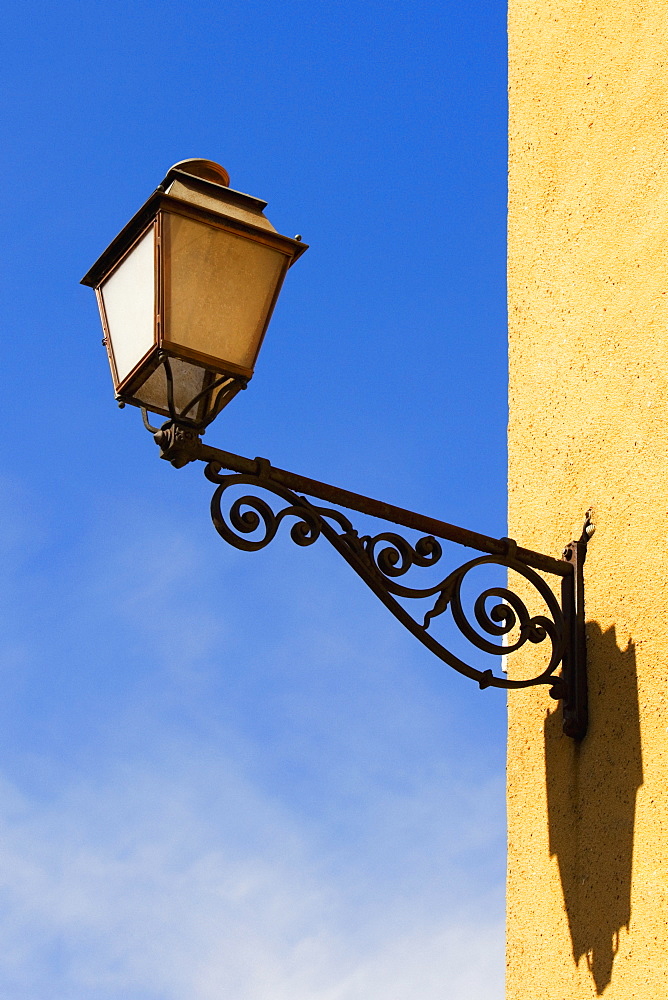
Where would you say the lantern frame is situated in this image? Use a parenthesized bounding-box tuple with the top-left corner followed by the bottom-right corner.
(82, 166, 308, 428)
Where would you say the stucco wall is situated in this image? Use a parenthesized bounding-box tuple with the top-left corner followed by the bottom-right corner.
(507, 3, 668, 997)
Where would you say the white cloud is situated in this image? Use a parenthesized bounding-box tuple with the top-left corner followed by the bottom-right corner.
(0, 488, 505, 999)
(0, 752, 504, 1000)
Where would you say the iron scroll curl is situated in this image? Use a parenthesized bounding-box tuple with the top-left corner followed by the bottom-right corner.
(204, 461, 567, 696)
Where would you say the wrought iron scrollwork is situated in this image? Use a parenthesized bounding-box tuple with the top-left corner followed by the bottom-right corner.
(204, 461, 567, 696)
(151, 426, 588, 737)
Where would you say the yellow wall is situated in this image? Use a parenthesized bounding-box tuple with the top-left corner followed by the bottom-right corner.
(507, 3, 668, 997)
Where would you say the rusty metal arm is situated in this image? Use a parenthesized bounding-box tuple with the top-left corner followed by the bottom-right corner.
(154, 422, 589, 739)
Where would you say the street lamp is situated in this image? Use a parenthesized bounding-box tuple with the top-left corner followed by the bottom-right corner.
(82, 158, 307, 430)
(83, 159, 591, 739)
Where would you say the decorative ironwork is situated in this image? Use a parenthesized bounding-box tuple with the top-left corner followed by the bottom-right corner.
(153, 422, 590, 738)
(204, 462, 567, 696)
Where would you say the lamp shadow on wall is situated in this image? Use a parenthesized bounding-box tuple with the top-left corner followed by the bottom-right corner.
(544, 623, 643, 995)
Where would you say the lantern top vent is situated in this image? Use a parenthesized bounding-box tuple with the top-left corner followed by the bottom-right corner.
(159, 158, 277, 234)
(168, 159, 231, 187)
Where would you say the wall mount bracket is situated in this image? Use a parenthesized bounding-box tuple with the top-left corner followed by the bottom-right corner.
(154, 421, 590, 739)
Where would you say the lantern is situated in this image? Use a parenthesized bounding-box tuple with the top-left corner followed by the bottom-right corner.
(82, 159, 307, 429)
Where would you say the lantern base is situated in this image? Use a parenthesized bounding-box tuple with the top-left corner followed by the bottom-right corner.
(121, 352, 247, 433)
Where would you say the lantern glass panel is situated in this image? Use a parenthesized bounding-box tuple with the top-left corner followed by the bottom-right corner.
(163, 212, 287, 371)
(133, 359, 218, 421)
(100, 225, 156, 384)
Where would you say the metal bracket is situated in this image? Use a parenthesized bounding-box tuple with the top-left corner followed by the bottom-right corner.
(560, 511, 593, 739)
(154, 424, 590, 739)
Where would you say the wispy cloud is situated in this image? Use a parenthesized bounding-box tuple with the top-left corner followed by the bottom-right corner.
(0, 752, 504, 1000)
(0, 487, 505, 999)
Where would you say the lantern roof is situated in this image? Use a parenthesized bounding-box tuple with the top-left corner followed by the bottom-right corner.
(81, 159, 306, 289)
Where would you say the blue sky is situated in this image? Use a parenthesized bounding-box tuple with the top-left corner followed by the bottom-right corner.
(0, 2, 508, 997)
